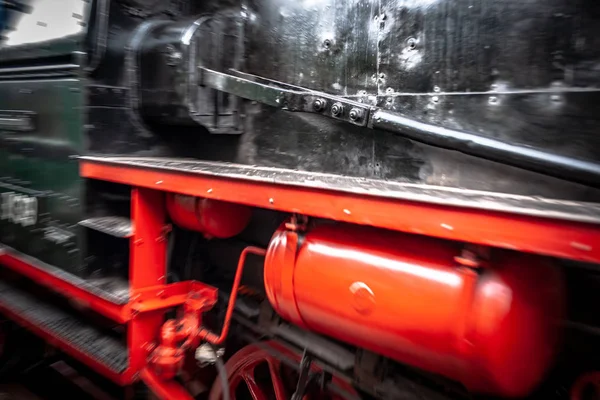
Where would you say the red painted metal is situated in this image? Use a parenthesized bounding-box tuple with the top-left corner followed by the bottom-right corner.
(571, 372, 600, 400)
(149, 320, 188, 380)
(127, 188, 170, 381)
(208, 340, 358, 400)
(149, 290, 217, 379)
(0, 247, 219, 386)
(148, 245, 264, 382)
(80, 160, 600, 264)
(198, 246, 266, 345)
(131, 281, 217, 313)
(166, 194, 252, 238)
(0, 296, 126, 385)
(0, 251, 129, 323)
(0, 186, 224, 392)
(141, 368, 195, 400)
(264, 224, 565, 398)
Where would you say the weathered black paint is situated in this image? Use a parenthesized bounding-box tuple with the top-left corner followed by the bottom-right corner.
(84, 0, 600, 200)
(3, 0, 600, 278)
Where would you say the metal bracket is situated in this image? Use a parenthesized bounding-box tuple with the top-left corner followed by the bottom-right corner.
(130, 281, 218, 314)
(199, 67, 600, 187)
(291, 349, 319, 400)
(199, 67, 372, 127)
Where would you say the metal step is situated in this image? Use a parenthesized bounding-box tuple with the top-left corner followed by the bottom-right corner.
(79, 216, 133, 238)
(0, 245, 130, 305)
(0, 280, 129, 374)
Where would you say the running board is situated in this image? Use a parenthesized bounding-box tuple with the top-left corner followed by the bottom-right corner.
(0, 279, 129, 379)
(79, 156, 600, 265)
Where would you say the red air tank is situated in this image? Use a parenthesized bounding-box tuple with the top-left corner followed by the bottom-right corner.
(166, 194, 251, 239)
(264, 224, 564, 397)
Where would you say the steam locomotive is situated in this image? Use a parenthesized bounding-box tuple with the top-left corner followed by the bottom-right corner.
(1, 0, 600, 399)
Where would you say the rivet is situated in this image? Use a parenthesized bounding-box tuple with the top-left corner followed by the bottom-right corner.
(269, 198, 274, 204)
(313, 98, 326, 112)
(407, 37, 417, 50)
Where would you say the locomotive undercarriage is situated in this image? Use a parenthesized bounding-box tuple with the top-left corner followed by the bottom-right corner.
(2, 0, 600, 399)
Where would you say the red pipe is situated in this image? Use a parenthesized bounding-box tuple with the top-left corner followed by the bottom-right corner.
(198, 246, 266, 345)
(149, 246, 266, 382)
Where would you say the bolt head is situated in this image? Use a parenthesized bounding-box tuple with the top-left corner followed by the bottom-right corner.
(331, 103, 343, 117)
(349, 108, 364, 122)
(313, 99, 326, 112)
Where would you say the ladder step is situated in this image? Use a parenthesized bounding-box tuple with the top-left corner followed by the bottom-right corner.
(79, 216, 133, 238)
(0, 280, 129, 374)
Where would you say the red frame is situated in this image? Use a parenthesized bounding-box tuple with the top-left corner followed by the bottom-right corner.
(0, 187, 208, 388)
(126, 188, 168, 380)
(0, 156, 599, 398)
(0, 295, 128, 384)
(0, 251, 129, 323)
(81, 160, 600, 264)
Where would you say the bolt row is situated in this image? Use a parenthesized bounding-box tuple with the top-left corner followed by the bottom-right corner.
(313, 99, 364, 122)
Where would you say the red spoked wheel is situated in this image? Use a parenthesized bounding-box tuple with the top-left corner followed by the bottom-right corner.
(208, 340, 360, 400)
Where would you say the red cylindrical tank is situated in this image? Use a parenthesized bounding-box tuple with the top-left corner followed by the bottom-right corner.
(166, 194, 251, 239)
(264, 224, 564, 397)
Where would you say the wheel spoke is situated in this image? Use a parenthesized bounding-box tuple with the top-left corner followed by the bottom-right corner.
(243, 374, 268, 400)
(209, 341, 360, 400)
(267, 358, 288, 400)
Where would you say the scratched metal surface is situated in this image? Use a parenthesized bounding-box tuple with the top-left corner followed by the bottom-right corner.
(195, 0, 600, 200)
(84, 0, 600, 202)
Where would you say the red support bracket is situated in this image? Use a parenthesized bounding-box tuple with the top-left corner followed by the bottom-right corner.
(130, 281, 218, 314)
(128, 188, 169, 379)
